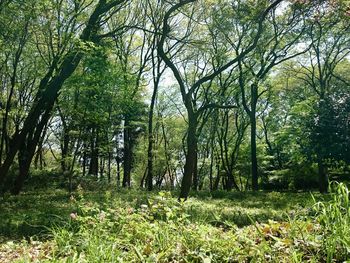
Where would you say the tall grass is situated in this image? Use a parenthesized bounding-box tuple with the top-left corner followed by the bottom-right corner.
(314, 182, 350, 262)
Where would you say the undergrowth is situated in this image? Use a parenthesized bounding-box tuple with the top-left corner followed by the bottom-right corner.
(0, 183, 349, 262)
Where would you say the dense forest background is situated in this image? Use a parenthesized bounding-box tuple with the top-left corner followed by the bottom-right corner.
(0, 0, 349, 199)
(1, 0, 350, 262)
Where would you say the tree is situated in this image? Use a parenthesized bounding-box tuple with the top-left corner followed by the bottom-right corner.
(0, 0, 129, 193)
(225, 1, 309, 190)
(289, 1, 350, 192)
(158, 0, 283, 199)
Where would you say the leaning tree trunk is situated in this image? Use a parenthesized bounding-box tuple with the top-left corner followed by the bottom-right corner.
(11, 108, 51, 194)
(0, 0, 126, 190)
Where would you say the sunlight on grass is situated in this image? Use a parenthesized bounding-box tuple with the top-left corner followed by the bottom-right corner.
(1, 185, 347, 262)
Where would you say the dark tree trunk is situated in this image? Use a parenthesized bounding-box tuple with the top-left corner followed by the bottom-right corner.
(156, 170, 166, 188)
(209, 153, 214, 191)
(318, 160, 328, 193)
(212, 161, 221, 191)
(61, 129, 70, 173)
(317, 98, 329, 193)
(0, 25, 27, 165)
(82, 142, 87, 177)
(140, 167, 147, 188)
(89, 150, 98, 176)
(179, 113, 198, 199)
(146, 83, 158, 191)
(88, 128, 98, 176)
(192, 150, 198, 191)
(250, 114, 258, 191)
(250, 84, 258, 191)
(226, 169, 240, 191)
(108, 152, 111, 183)
(123, 119, 132, 187)
(12, 143, 31, 195)
(99, 157, 104, 179)
(34, 128, 46, 170)
(11, 108, 51, 194)
(0, 85, 14, 165)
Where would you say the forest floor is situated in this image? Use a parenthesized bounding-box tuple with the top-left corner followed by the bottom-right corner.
(0, 176, 348, 262)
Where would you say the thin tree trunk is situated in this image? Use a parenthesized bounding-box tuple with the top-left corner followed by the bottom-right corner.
(116, 158, 120, 189)
(0, 23, 28, 165)
(89, 128, 98, 176)
(250, 84, 258, 191)
(108, 152, 111, 183)
(123, 119, 132, 187)
(146, 82, 158, 191)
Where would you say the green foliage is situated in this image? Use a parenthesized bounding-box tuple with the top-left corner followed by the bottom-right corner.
(313, 182, 350, 261)
(4, 185, 349, 262)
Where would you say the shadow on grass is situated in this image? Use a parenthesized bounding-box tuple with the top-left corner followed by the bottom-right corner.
(0, 189, 74, 242)
(0, 184, 328, 242)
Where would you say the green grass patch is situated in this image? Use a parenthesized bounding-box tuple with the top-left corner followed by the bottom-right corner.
(1, 184, 348, 262)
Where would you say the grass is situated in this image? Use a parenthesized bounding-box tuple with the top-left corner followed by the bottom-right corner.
(0, 181, 348, 262)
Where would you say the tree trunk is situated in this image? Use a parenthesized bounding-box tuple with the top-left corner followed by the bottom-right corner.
(0, 28, 27, 165)
(209, 152, 214, 191)
(12, 142, 31, 195)
(11, 108, 51, 194)
(318, 160, 328, 193)
(251, 114, 258, 191)
(108, 151, 111, 183)
(123, 119, 132, 187)
(34, 127, 46, 170)
(82, 147, 87, 177)
(250, 84, 258, 191)
(179, 113, 197, 199)
(116, 157, 120, 189)
(226, 169, 240, 191)
(146, 83, 158, 191)
(99, 157, 104, 179)
(88, 128, 98, 176)
(61, 129, 70, 173)
(192, 149, 198, 191)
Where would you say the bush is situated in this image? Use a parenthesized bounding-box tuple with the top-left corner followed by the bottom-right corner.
(261, 164, 319, 191)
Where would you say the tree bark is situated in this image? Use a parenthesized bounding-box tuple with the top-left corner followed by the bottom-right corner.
(122, 119, 132, 187)
(88, 128, 98, 176)
(11, 108, 51, 194)
(179, 113, 198, 199)
(250, 83, 258, 191)
(146, 81, 158, 191)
